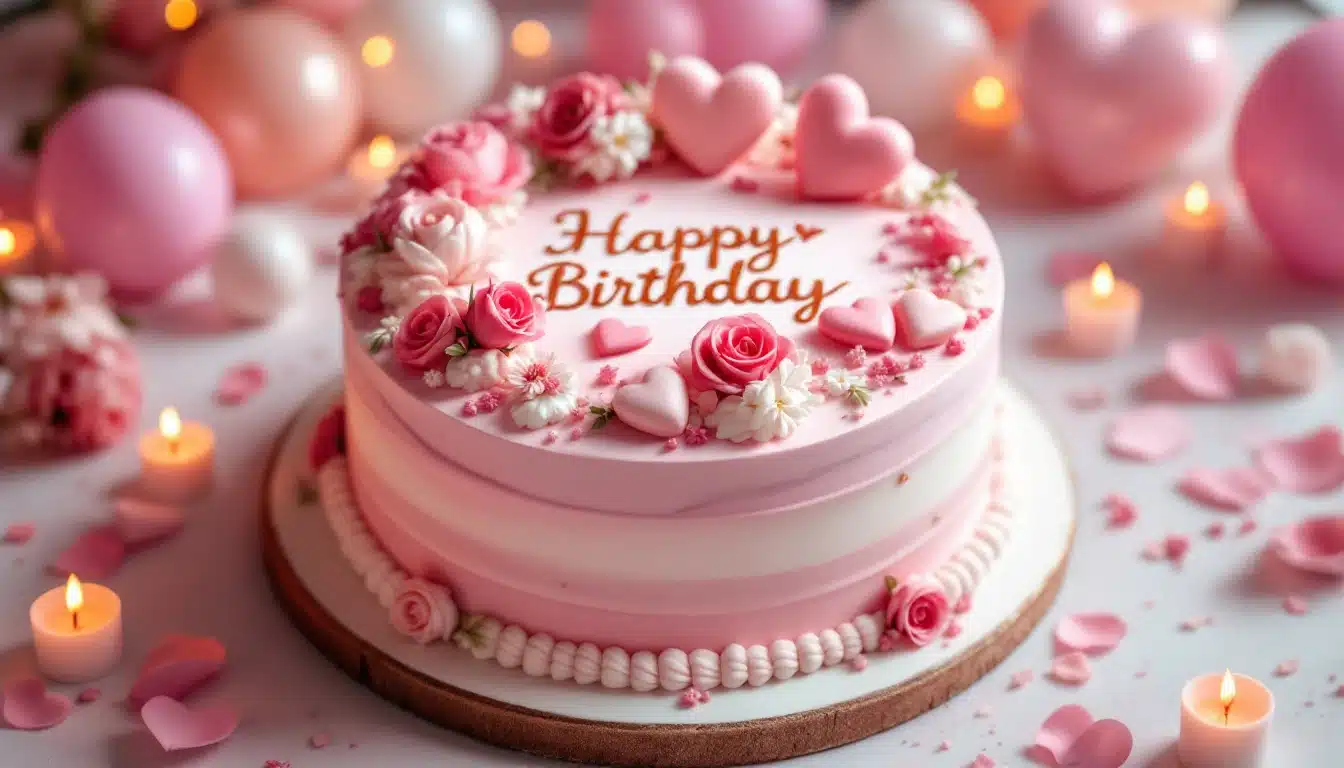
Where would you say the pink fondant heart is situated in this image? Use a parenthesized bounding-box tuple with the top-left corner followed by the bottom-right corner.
(128, 635, 227, 707)
(612, 367, 690, 439)
(2, 677, 73, 731)
(894, 289, 965, 350)
(1054, 613, 1127, 656)
(115, 498, 185, 549)
(818, 297, 896, 352)
(652, 56, 783, 176)
(1252, 425, 1344, 494)
(140, 695, 239, 752)
(591, 318, 654, 358)
(1271, 516, 1344, 578)
(794, 74, 914, 201)
(1020, 0, 1228, 198)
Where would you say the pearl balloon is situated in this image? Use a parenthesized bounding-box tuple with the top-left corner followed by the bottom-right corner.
(1234, 19, 1344, 285)
(344, 0, 502, 137)
(35, 88, 233, 301)
(211, 214, 314, 323)
(272, 0, 370, 28)
(586, 0, 703, 81)
(174, 7, 362, 200)
(696, 0, 825, 73)
(834, 0, 994, 132)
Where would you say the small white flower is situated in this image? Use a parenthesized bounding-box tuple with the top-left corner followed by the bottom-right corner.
(2, 274, 124, 361)
(505, 84, 546, 131)
(946, 276, 986, 309)
(423, 369, 446, 388)
(901, 268, 933, 291)
(576, 111, 653, 183)
(502, 349, 579, 430)
(822, 369, 866, 397)
(704, 359, 820, 443)
(364, 315, 401, 354)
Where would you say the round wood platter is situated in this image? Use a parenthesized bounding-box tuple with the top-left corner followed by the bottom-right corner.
(260, 381, 1076, 767)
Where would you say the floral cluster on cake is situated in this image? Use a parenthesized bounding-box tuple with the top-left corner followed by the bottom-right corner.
(0, 274, 141, 454)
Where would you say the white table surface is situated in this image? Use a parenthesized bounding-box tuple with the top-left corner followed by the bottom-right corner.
(2, 3, 1340, 766)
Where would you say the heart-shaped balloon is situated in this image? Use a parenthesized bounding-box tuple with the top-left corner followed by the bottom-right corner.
(894, 289, 964, 350)
(794, 75, 915, 201)
(612, 367, 691, 439)
(1020, 0, 1229, 199)
(818, 297, 897, 352)
(652, 57, 783, 176)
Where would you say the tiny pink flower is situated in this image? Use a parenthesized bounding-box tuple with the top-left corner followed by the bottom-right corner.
(543, 430, 559, 445)
(596, 365, 620, 386)
(568, 407, 587, 424)
(684, 426, 709, 446)
(389, 578, 457, 644)
(810, 357, 831, 376)
(875, 249, 890, 264)
(881, 220, 900, 236)
(944, 620, 963, 638)
(1165, 534, 1191, 563)
(963, 314, 980, 331)
(476, 391, 502, 413)
(897, 213, 971, 266)
(460, 401, 479, 417)
(908, 353, 926, 370)
(978, 307, 994, 319)
(570, 426, 585, 441)
(944, 337, 965, 356)
(678, 689, 702, 708)
(663, 437, 678, 451)
(953, 593, 973, 614)
(844, 346, 867, 369)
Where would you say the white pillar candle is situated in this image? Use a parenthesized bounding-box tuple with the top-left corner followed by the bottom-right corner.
(1160, 182, 1227, 268)
(139, 408, 215, 502)
(30, 576, 123, 683)
(1063, 262, 1142, 357)
(1179, 671, 1273, 768)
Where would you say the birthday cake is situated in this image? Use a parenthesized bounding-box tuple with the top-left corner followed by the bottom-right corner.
(322, 58, 1007, 695)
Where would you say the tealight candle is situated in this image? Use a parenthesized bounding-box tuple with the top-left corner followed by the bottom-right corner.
(1179, 671, 1274, 768)
(1063, 262, 1142, 356)
(139, 407, 215, 502)
(955, 72, 1019, 147)
(1160, 182, 1227, 267)
(0, 219, 38, 275)
(346, 135, 406, 197)
(508, 18, 557, 83)
(30, 575, 123, 683)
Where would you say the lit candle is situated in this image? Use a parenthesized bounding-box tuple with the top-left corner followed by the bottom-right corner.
(346, 135, 406, 197)
(508, 19, 557, 84)
(0, 219, 38, 275)
(1178, 671, 1274, 768)
(30, 575, 123, 683)
(956, 72, 1019, 145)
(1160, 181, 1227, 267)
(1063, 262, 1142, 356)
(139, 407, 215, 502)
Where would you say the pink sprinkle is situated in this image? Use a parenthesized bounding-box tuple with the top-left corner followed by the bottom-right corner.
(944, 337, 966, 356)
(850, 654, 869, 671)
(3, 523, 35, 544)
(954, 593, 973, 614)
(678, 689, 702, 708)
(1141, 541, 1165, 561)
(697, 688, 711, 703)
(844, 346, 867, 369)
(310, 732, 331, 749)
(597, 365, 620, 386)
(848, 410, 866, 422)
(973, 705, 992, 719)
(1284, 595, 1309, 615)
(663, 438, 679, 452)
(881, 220, 900, 236)
(543, 431, 559, 446)
(570, 426, 585, 441)
(729, 176, 759, 193)
(633, 192, 651, 204)
(1180, 616, 1214, 632)
(1104, 494, 1138, 529)
(1135, 669, 1148, 679)
(1237, 518, 1259, 536)
(1008, 669, 1033, 690)
(684, 426, 709, 446)
(1165, 534, 1191, 564)
(944, 620, 963, 639)
(810, 358, 831, 376)
(978, 307, 993, 319)
(970, 754, 996, 768)
(1275, 660, 1299, 677)
(476, 391, 502, 413)
(459, 401, 478, 417)
(76, 687, 100, 704)
(963, 313, 980, 331)
(876, 249, 891, 264)
(908, 353, 926, 370)
(1205, 521, 1226, 539)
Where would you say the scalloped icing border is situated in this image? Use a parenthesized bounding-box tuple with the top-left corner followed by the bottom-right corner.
(313, 403, 1013, 694)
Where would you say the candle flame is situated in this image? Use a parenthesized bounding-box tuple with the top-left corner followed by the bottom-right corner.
(1091, 262, 1115, 300)
(512, 20, 552, 58)
(362, 36, 395, 68)
(1184, 182, 1210, 217)
(0, 227, 14, 257)
(160, 407, 182, 442)
(971, 76, 1007, 112)
(367, 135, 397, 169)
(164, 0, 197, 31)
(65, 574, 83, 614)
(1220, 669, 1236, 708)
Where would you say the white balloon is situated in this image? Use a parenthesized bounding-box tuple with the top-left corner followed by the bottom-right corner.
(344, 0, 502, 137)
(211, 214, 314, 323)
(834, 0, 993, 132)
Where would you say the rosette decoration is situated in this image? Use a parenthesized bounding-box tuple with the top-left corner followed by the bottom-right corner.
(0, 274, 141, 454)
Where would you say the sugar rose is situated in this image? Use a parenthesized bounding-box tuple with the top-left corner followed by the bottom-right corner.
(529, 72, 627, 161)
(394, 121, 532, 208)
(686, 314, 796, 395)
(392, 294, 468, 373)
(389, 578, 458, 645)
(884, 574, 950, 648)
(466, 282, 546, 350)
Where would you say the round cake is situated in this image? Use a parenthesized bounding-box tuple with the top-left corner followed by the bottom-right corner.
(324, 59, 1011, 707)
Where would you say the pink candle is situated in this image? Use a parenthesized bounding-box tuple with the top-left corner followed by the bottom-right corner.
(1178, 671, 1273, 768)
(1160, 182, 1227, 268)
(30, 575, 123, 683)
(1063, 262, 1142, 356)
(139, 408, 215, 502)
(955, 70, 1020, 148)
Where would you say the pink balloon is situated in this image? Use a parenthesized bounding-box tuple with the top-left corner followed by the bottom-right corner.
(1234, 19, 1344, 286)
(696, 0, 824, 73)
(35, 88, 233, 301)
(173, 7, 361, 199)
(586, 0, 703, 80)
(271, 0, 369, 28)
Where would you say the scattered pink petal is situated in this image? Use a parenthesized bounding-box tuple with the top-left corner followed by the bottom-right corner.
(1105, 407, 1192, 462)
(1283, 595, 1309, 615)
(48, 524, 125, 580)
(1103, 494, 1137, 528)
(1238, 518, 1259, 536)
(678, 689, 703, 709)
(1030, 704, 1133, 768)
(76, 687, 101, 704)
(945, 620, 963, 638)
(3, 522, 35, 544)
(954, 593, 972, 614)
(970, 754, 996, 768)
(264, 762, 291, 768)
(2, 677, 73, 730)
(1180, 616, 1213, 632)
(114, 498, 185, 549)
(1275, 660, 1299, 678)
(1178, 467, 1270, 512)
(1205, 522, 1225, 539)
(850, 654, 868, 672)
(1066, 387, 1108, 411)
(1046, 251, 1103, 287)
(1165, 534, 1191, 564)
(1135, 669, 1148, 679)
(729, 176, 759, 193)
(936, 740, 951, 752)
(633, 192, 651, 204)
(1252, 426, 1344, 494)
(1049, 652, 1093, 685)
(214, 362, 269, 406)
(1009, 669, 1034, 690)
(1033, 704, 1094, 765)
(1055, 613, 1128, 656)
(1164, 336, 1239, 401)
(140, 695, 239, 752)
(1335, 685, 1344, 698)
(310, 731, 331, 749)
(1270, 516, 1344, 577)
(128, 635, 227, 707)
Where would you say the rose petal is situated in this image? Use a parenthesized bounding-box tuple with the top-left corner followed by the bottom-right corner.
(1034, 704, 1095, 764)
(1178, 466, 1271, 512)
(1270, 516, 1344, 577)
(1055, 613, 1127, 656)
(76, 687, 101, 704)
(1284, 595, 1309, 615)
(310, 732, 331, 749)
(1049, 652, 1093, 685)
(214, 362, 268, 406)
(1009, 669, 1034, 690)
(1047, 252, 1103, 287)
(3, 522, 35, 544)
(1253, 426, 1344, 494)
(1274, 660, 1299, 677)
(1106, 407, 1192, 462)
(1164, 336, 1239, 400)
(48, 524, 126, 580)
(1180, 616, 1213, 632)
(128, 635, 227, 707)
(1165, 534, 1191, 564)
(140, 696, 239, 752)
(2, 677, 73, 730)
(971, 755, 996, 768)
(114, 498, 185, 549)
(1061, 719, 1133, 768)
(1238, 518, 1259, 536)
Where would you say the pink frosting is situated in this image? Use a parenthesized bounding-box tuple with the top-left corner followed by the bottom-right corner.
(683, 313, 797, 395)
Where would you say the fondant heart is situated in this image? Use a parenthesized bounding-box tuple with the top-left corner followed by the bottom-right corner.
(140, 696, 239, 752)
(591, 318, 654, 358)
(652, 56, 783, 176)
(612, 367, 690, 438)
(1020, 0, 1228, 198)
(818, 297, 896, 352)
(894, 289, 965, 350)
(794, 74, 915, 201)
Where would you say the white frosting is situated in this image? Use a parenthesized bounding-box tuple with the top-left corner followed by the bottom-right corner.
(550, 641, 577, 682)
(719, 644, 748, 689)
(746, 645, 772, 687)
(574, 642, 602, 685)
(819, 629, 845, 667)
(600, 647, 631, 689)
(796, 633, 824, 675)
(854, 613, 883, 653)
(470, 617, 502, 661)
(443, 348, 512, 392)
(495, 625, 528, 669)
(770, 639, 799, 681)
(837, 623, 862, 661)
(658, 649, 690, 691)
(630, 651, 659, 693)
(689, 649, 720, 691)
(522, 633, 555, 677)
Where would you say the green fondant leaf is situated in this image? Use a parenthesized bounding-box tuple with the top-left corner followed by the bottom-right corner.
(444, 341, 469, 358)
(846, 384, 872, 408)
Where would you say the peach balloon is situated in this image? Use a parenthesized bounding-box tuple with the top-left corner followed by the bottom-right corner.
(967, 0, 1047, 41)
(173, 8, 362, 199)
(1126, 0, 1236, 22)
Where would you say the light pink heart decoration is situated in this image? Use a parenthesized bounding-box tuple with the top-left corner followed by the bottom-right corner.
(1020, 0, 1228, 198)
(1177, 466, 1269, 512)
(1271, 516, 1344, 578)
(1105, 406, 1192, 462)
(1054, 612, 1127, 656)
(794, 74, 915, 201)
(115, 498, 185, 549)
(1049, 651, 1093, 685)
(2, 677, 73, 731)
(818, 297, 896, 352)
(591, 318, 654, 358)
(612, 367, 690, 439)
(214, 361, 268, 406)
(652, 56, 783, 176)
(49, 524, 126, 580)
(140, 695, 239, 752)
(1033, 704, 1133, 768)
(894, 289, 965, 350)
(128, 634, 228, 707)
(1252, 425, 1344, 494)
(1165, 335, 1239, 400)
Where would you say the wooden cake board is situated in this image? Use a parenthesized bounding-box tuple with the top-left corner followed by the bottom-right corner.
(261, 381, 1076, 767)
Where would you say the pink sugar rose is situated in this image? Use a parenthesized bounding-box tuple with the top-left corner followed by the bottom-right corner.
(309, 405, 346, 470)
(393, 294, 468, 373)
(392, 122, 532, 208)
(340, 191, 410, 254)
(465, 282, 546, 350)
(685, 314, 796, 395)
(387, 192, 495, 289)
(389, 578, 457, 645)
(529, 72, 627, 161)
(884, 574, 951, 648)
(6, 340, 141, 454)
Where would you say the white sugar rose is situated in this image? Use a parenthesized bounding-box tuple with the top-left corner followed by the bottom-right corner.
(379, 193, 496, 310)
